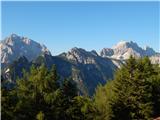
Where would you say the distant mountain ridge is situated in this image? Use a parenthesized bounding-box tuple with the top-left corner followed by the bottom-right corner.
(2, 49, 118, 95)
(100, 41, 160, 64)
(1, 34, 159, 66)
(101, 41, 156, 59)
(0, 34, 51, 68)
(1, 34, 159, 95)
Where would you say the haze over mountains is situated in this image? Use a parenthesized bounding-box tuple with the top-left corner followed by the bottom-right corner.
(1, 34, 160, 95)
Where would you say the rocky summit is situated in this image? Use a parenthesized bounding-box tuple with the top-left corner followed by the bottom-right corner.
(0, 34, 51, 68)
(100, 41, 160, 64)
(1, 34, 159, 95)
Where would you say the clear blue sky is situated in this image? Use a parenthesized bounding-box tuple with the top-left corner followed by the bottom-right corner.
(2, 1, 159, 55)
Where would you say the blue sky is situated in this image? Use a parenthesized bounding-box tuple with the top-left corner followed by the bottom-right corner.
(2, 1, 159, 55)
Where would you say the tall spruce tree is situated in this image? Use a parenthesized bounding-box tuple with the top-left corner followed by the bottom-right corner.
(94, 56, 160, 120)
(151, 64, 160, 118)
(110, 57, 155, 119)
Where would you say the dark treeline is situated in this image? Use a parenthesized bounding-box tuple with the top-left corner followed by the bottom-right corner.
(2, 56, 160, 120)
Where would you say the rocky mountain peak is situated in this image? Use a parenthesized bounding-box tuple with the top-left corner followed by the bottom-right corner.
(91, 50, 98, 56)
(144, 46, 156, 56)
(113, 41, 141, 51)
(63, 47, 96, 64)
(70, 47, 85, 54)
(100, 48, 114, 57)
(0, 34, 51, 66)
(10, 33, 20, 39)
(112, 40, 128, 49)
(100, 41, 157, 60)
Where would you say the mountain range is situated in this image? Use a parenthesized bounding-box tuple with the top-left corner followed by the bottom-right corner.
(1, 34, 160, 95)
(0, 34, 51, 68)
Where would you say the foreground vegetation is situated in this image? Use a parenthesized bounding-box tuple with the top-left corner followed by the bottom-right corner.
(2, 56, 160, 120)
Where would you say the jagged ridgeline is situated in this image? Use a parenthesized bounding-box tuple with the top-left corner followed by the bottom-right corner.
(1, 34, 160, 95)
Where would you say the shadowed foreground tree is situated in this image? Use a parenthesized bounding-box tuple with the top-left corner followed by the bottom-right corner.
(94, 56, 160, 120)
(66, 96, 95, 120)
(2, 65, 82, 120)
(2, 57, 160, 120)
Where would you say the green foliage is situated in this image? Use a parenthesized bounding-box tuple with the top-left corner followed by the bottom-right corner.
(2, 56, 160, 120)
(151, 64, 160, 117)
(94, 81, 114, 120)
(1, 65, 79, 120)
(36, 111, 45, 120)
(94, 56, 160, 120)
(66, 96, 95, 120)
(1, 88, 17, 120)
(61, 78, 78, 98)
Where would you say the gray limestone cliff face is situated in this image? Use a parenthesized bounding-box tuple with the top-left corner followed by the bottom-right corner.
(0, 34, 51, 66)
(100, 41, 159, 64)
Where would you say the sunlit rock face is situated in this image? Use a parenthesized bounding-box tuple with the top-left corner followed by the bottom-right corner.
(0, 34, 51, 66)
(100, 41, 159, 63)
(63, 47, 97, 64)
